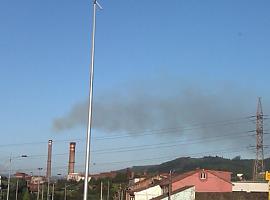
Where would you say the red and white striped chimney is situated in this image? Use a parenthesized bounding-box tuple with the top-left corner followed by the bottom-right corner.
(68, 142, 76, 175)
(46, 140, 53, 178)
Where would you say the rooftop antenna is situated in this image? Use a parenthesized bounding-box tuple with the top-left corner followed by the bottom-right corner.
(83, 1, 102, 200)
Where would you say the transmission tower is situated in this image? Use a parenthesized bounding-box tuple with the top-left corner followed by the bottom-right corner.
(253, 97, 264, 180)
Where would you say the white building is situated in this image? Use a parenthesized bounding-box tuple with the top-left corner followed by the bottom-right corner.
(232, 182, 268, 193)
(151, 186, 195, 200)
(67, 173, 91, 182)
(129, 184, 163, 200)
(30, 176, 45, 184)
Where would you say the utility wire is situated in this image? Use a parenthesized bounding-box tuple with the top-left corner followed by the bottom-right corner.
(2, 129, 254, 161)
(0, 115, 257, 148)
(0, 146, 250, 174)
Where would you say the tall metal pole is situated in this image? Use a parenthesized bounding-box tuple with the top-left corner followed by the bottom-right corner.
(83, 1, 98, 200)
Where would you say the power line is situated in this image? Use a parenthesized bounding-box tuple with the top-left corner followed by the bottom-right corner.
(0, 115, 257, 149)
(0, 146, 250, 174)
(2, 129, 253, 161)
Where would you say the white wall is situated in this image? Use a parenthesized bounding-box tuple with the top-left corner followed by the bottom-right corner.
(232, 182, 268, 192)
(159, 186, 195, 200)
(134, 185, 162, 200)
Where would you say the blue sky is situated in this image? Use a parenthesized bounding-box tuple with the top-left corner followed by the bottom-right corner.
(1, 0, 270, 176)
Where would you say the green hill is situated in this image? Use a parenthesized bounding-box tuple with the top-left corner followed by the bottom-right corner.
(128, 156, 270, 181)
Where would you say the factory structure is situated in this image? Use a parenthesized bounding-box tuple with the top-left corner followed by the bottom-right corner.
(44, 140, 87, 182)
(68, 142, 76, 174)
(11, 138, 116, 196)
(46, 140, 53, 179)
(66, 142, 86, 181)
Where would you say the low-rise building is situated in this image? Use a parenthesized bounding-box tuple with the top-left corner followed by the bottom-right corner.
(127, 183, 163, 200)
(150, 186, 195, 200)
(14, 172, 29, 179)
(232, 181, 268, 193)
(28, 176, 46, 192)
(160, 169, 232, 193)
(67, 172, 91, 182)
(128, 174, 169, 192)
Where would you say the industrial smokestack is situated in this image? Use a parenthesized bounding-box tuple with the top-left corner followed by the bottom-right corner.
(68, 142, 76, 175)
(46, 140, 53, 178)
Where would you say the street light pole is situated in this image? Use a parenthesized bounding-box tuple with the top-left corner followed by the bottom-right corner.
(83, 1, 102, 200)
(7, 154, 28, 200)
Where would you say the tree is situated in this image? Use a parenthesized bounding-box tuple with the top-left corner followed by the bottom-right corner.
(22, 189, 30, 200)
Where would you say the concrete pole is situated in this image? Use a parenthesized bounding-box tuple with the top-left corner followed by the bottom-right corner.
(47, 181, 50, 200)
(52, 184, 54, 200)
(41, 184, 44, 200)
(107, 181, 109, 200)
(6, 156, 11, 200)
(37, 181, 40, 200)
(120, 190, 123, 200)
(169, 170, 173, 200)
(15, 179, 19, 200)
(100, 181, 103, 200)
(64, 184, 67, 200)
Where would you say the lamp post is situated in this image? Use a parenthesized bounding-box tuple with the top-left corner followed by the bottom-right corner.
(64, 184, 74, 200)
(7, 155, 28, 200)
(83, 1, 102, 200)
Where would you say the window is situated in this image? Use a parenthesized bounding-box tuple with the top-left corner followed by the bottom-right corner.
(200, 171, 207, 180)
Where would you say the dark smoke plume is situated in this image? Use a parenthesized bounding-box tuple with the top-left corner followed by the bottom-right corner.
(52, 87, 255, 136)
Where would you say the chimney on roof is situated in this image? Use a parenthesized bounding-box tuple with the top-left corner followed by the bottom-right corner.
(68, 142, 76, 174)
(46, 140, 53, 178)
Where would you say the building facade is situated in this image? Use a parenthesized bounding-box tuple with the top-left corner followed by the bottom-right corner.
(161, 169, 232, 193)
(151, 186, 195, 200)
(232, 182, 268, 193)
